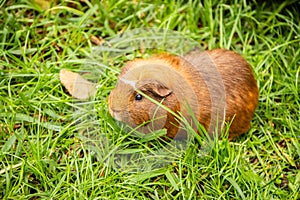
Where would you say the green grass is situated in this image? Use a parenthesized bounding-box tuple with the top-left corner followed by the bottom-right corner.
(1, 0, 299, 199)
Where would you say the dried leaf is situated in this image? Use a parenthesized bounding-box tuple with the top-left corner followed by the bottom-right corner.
(90, 35, 105, 45)
(59, 69, 96, 100)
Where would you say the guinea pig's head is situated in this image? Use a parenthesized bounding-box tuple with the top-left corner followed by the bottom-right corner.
(108, 60, 181, 138)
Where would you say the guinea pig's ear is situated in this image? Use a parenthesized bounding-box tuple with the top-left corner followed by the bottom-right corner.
(139, 80, 172, 98)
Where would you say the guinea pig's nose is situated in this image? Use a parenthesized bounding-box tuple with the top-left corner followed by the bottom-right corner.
(108, 107, 114, 117)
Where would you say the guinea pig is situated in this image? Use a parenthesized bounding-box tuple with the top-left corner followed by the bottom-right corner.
(108, 49, 259, 140)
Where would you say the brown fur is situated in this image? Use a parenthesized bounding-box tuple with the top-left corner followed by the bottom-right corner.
(108, 49, 259, 139)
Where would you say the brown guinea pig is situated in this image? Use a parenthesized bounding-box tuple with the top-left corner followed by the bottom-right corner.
(108, 49, 259, 140)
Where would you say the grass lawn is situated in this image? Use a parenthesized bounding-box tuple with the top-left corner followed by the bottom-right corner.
(0, 0, 299, 199)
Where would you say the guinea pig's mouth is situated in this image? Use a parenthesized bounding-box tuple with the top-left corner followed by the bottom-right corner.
(109, 108, 136, 125)
(109, 109, 123, 122)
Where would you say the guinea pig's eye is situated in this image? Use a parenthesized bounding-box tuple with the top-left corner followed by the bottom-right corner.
(135, 94, 143, 101)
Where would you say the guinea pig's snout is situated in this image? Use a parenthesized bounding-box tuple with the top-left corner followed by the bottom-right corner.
(108, 93, 122, 121)
(108, 108, 123, 122)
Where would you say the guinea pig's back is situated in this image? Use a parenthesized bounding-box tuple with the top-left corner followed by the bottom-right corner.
(206, 49, 259, 137)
